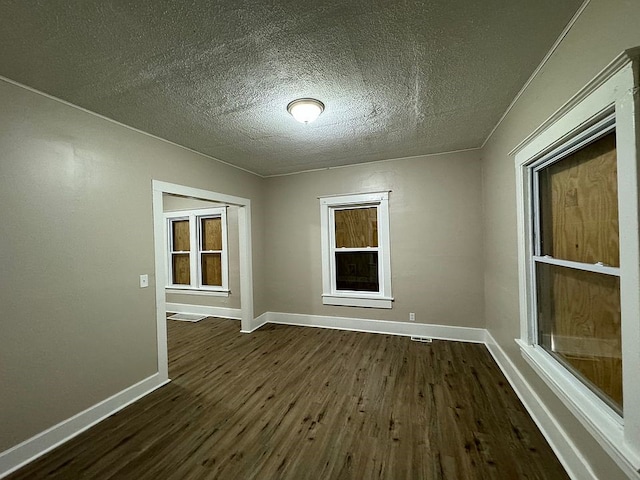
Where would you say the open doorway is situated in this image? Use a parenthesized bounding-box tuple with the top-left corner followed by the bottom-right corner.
(151, 180, 254, 381)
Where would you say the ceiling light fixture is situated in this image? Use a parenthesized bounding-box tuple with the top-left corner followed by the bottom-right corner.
(287, 98, 324, 124)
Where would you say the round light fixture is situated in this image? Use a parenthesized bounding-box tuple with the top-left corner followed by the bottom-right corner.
(287, 98, 324, 124)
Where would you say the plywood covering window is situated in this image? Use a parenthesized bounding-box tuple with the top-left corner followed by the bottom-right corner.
(170, 219, 191, 285)
(533, 131, 622, 413)
(200, 217, 223, 287)
(320, 192, 393, 308)
(165, 207, 228, 293)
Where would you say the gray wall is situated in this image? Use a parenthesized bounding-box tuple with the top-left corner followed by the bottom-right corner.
(264, 151, 485, 327)
(481, 0, 640, 478)
(0, 80, 265, 451)
(163, 195, 241, 310)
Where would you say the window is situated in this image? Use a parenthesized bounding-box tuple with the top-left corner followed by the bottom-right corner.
(533, 121, 621, 414)
(165, 207, 229, 295)
(514, 50, 640, 475)
(320, 192, 393, 308)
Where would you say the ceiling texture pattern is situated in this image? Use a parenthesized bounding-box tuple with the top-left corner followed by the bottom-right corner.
(0, 0, 584, 176)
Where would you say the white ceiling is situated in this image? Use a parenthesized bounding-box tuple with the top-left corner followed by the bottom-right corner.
(0, 1, 584, 176)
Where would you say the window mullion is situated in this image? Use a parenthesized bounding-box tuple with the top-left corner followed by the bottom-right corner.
(190, 214, 198, 288)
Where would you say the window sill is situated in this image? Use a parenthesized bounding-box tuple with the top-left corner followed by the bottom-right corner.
(322, 294, 393, 309)
(166, 288, 230, 297)
(516, 339, 640, 473)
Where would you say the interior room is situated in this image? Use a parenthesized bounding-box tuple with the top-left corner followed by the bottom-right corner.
(1, 1, 640, 478)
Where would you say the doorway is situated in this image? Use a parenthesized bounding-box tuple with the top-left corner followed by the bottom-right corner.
(151, 180, 254, 381)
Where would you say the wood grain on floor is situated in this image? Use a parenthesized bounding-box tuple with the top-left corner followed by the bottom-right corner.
(8, 318, 569, 479)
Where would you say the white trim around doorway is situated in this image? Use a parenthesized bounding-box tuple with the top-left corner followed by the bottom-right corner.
(152, 180, 255, 381)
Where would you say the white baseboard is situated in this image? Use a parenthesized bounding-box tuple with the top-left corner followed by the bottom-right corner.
(241, 312, 269, 334)
(257, 311, 486, 343)
(0, 373, 168, 479)
(166, 302, 241, 320)
(484, 332, 597, 480)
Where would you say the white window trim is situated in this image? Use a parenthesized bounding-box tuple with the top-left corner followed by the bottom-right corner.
(164, 207, 229, 295)
(512, 48, 640, 476)
(165, 288, 230, 297)
(320, 191, 393, 309)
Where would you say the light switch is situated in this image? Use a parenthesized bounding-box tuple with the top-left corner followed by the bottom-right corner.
(139, 274, 149, 288)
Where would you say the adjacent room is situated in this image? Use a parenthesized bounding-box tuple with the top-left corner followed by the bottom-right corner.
(2, 1, 640, 479)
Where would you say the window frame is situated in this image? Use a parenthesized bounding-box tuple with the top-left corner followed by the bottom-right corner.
(530, 113, 622, 415)
(167, 215, 191, 286)
(319, 191, 393, 309)
(164, 207, 229, 295)
(513, 50, 640, 474)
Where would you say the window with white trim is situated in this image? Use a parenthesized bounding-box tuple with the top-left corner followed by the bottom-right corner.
(533, 118, 621, 413)
(165, 207, 229, 295)
(320, 192, 393, 308)
(514, 49, 640, 475)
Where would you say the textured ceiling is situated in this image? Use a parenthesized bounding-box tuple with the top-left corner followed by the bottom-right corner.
(0, 1, 583, 176)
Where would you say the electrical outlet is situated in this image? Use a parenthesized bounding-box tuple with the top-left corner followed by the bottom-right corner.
(139, 274, 149, 288)
(409, 312, 415, 322)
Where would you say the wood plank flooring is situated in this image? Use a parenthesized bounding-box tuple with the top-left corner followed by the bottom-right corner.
(8, 318, 569, 479)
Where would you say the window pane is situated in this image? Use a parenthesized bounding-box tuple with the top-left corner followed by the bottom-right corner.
(201, 217, 222, 251)
(335, 207, 378, 248)
(536, 262, 622, 412)
(539, 132, 619, 266)
(335, 252, 379, 292)
(172, 220, 190, 251)
(172, 254, 190, 285)
(201, 253, 222, 286)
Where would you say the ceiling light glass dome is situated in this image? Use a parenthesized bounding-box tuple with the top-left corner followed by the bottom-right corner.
(287, 98, 324, 124)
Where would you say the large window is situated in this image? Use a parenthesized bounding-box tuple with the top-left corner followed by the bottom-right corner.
(165, 207, 229, 294)
(533, 124, 621, 413)
(514, 50, 640, 476)
(320, 192, 393, 308)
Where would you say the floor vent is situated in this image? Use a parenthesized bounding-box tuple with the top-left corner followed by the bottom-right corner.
(168, 313, 207, 322)
(410, 336, 433, 343)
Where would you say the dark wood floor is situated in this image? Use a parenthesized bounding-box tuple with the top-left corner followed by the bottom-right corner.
(8, 318, 569, 479)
